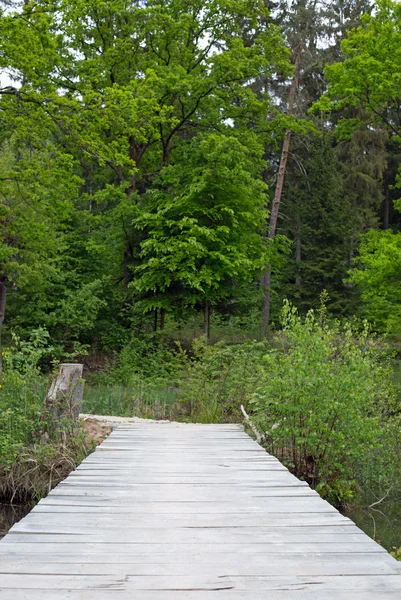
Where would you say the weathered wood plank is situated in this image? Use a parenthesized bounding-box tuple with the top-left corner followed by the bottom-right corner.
(2, 540, 384, 556)
(2, 591, 401, 600)
(29, 502, 336, 516)
(47, 487, 316, 498)
(21, 512, 353, 527)
(0, 553, 399, 573)
(2, 573, 401, 590)
(10, 524, 358, 536)
(1, 562, 401, 579)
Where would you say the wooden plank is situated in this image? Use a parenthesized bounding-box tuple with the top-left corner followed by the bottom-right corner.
(46, 487, 316, 498)
(22, 513, 353, 527)
(32, 501, 339, 513)
(0, 561, 400, 578)
(0, 553, 399, 572)
(10, 524, 358, 535)
(30, 504, 339, 514)
(64, 478, 310, 486)
(2, 540, 384, 555)
(1, 591, 401, 600)
(0, 533, 386, 555)
(2, 573, 401, 591)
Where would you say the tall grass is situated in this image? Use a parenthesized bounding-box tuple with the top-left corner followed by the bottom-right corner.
(0, 331, 93, 501)
(82, 382, 180, 420)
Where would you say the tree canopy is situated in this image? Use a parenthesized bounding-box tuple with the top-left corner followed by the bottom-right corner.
(0, 0, 400, 350)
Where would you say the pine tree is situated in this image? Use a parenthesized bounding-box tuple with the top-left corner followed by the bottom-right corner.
(262, 0, 385, 320)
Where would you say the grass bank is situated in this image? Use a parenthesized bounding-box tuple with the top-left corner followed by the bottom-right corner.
(0, 336, 108, 503)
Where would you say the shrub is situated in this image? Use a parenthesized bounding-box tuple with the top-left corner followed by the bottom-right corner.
(0, 332, 49, 467)
(178, 338, 268, 423)
(249, 300, 397, 504)
(116, 334, 185, 385)
(0, 330, 90, 500)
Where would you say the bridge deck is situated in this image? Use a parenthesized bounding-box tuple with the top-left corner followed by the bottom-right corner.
(0, 422, 400, 599)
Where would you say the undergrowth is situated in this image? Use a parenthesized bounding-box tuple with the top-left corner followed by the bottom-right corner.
(0, 330, 93, 502)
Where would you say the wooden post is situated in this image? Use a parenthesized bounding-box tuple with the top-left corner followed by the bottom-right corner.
(45, 363, 84, 421)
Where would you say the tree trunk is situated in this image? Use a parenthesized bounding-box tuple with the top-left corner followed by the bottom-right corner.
(383, 189, 390, 230)
(160, 308, 165, 331)
(204, 300, 211, 342)
(262, 45, 303, 332)
(45, 363, 84, 421)
(261, 267, 272, 333)
(0, 277, 6, 373)
(153, 308, 158, 332)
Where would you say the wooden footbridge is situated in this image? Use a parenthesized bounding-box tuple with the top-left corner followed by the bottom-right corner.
(1, 422, 401, 599)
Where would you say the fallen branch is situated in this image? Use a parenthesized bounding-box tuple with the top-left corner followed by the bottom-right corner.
(240, 405, 264, 445)
(368, 487, 393, 509)
(369, 512, 377, 541)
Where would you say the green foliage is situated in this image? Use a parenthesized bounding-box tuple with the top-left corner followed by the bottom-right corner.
(116, 335, 186, 384)
(178, 338, 268, 423)
(4, 328, 57, 373)
(391, 547, 401, 561)
(323, 0, 401, 116)
(315, 0, 401, 181)
(46, 280, 107, 346)
(349, 230, 401, 336)
(84, 329, 269, 422)
(0, 0, 292, 343)
(133, 133, 269, 312)
(81, 333, 186, 419)
(0, 331, 90, 499)
(83, 382, 179, 421)
(0, 353, 46, 468)
(0, 141, 80, 311)
(279, 131, 357, 315)
(249, 300, 396, 504)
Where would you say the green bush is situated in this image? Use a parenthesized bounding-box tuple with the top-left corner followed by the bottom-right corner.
(0, 369, 46, 467)
(88, 332, 268, 423)
(0, 329, 90, 500)
(178, 338, 268, 423)
(116, 334, 185, 384)
(249, 300, 397, 504)
(0, 332, 50, 467)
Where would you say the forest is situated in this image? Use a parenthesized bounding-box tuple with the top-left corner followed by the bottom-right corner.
(1, 0, 401, 554)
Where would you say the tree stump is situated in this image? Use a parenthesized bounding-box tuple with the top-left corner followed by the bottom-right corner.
(45, 363, 84, 421)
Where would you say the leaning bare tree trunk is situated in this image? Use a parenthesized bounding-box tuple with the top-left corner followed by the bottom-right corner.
(45, 363, 84, 421)
(0, 276, 6, 373)
(262, 45, 303, 333)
